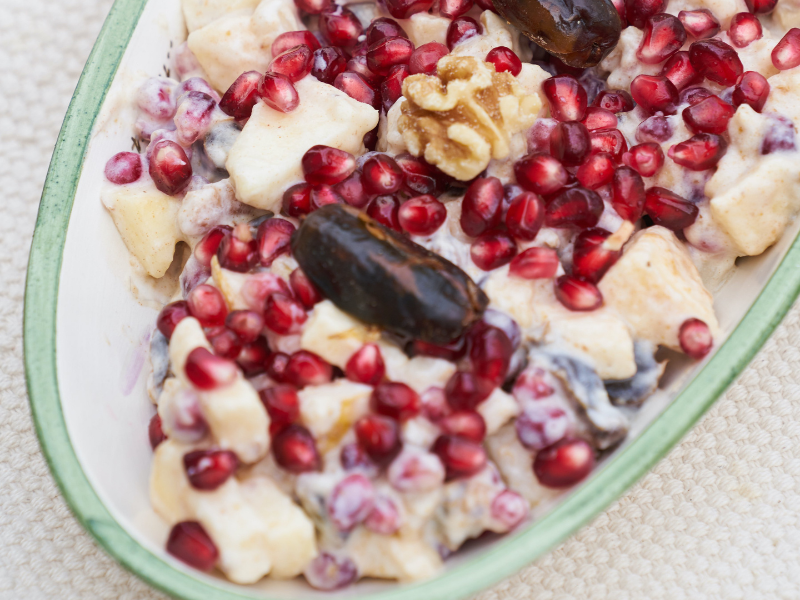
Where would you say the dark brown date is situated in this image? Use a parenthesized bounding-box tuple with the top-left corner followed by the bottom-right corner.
(493, 0, 622, 68)
(291, 205, 488, 344)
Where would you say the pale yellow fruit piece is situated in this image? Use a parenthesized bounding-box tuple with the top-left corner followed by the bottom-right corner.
(299, 300, 380, 368)
(397, 11, 450, 46)
(383, 355, 456, 394)
(297, 379, 373, 446)
(477, 388, 520, 435)
(181, 0, 261, 32)
(345, 528, 443, 581)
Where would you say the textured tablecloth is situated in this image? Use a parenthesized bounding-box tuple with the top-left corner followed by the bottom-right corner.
(4, 0, 800, 597)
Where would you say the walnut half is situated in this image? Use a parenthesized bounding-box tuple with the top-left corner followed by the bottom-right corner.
(398, 56, 541, 181)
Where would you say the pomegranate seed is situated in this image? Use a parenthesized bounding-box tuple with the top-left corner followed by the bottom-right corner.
(624, 0, 666, 29)
(136, 76, 177, 120)
(385, 0, 435, 18)
(630, 75, 678, 115)
(545, 187, 603, 229)
(367, 36, 414, 77)
(516, 405, 569, 450)
(486, 46, 522, 76)
(206, 326, 242, 360)
(157, 301, 190, 340)
(346, 344, 386, 386)
(592, 90, 634, 113)
(366, 17, 409, 45)
(161, 388, 210, 442)
(622, 143, 665, 177)
(550, 121, 592, 166)
(682, 96, 735, 135)
(194, 226, 231, 268)
(581, 107, 617, 132)
(412, 337, 467, 362)
(187, 284, 227, 327)
(729, 12, 762, 48)
(589, 129, 628, 162)
(185, 347, 238, 390)
(439, 410, 486, 443)
(175, 77, 219, 102)
(289, 269, 323, 309)
(509, 247, 559, 279)
(471, 231, 517, 270)
(237, 338, 269, 376)
(445, 371, 492, 411)
(362, 155, 404, 194)
(365, 495, 401, 535)
(745, 0, 777, 13)
(542, 75, 588, 122)
(762, 115, 797, 154)
(644, 186, 699, 229)
(689, 39, 743, 86)
(328, 473, 375, 531)
(282, 183, 312, 217)
(266, 352, 290, 382)
(611, 165, 646, 222)
(534, 438, 595, 488)
(636, 115, 673, 143)
(166, 522, 218, 571)
(355, 414, 402, 465)
(431, 435, 487, 480)
(555, 275, 603, 311)
(440, 0, 474, 18)
(272, 424, 321, 472)
(661, 51, 703, 91)
(332, 172, 369, 208)
(366, 194, 402, 230)
(340, 442, 379, 474)
(396, 153, 446, 195)
(409, 42, 449, 75)
(346, 55, 382, 86)
(183, 449, 238, 490)
(387, 447, 445, 491)
(446, 17, 482, 50)
(469, 325, 510, 385)
(609, 0, 627, 25)
(263, 293, 307, 335)
(679, 317, 713, 359)
(334, 72, 380, 109)
(256, 218, 295, 267)
(294, 0, 334, 14)
(637, 13, 687, 65)
(104, 152, 142, 184)
(773, 28, 800, 70)
(310, 184, 344, 210)
(572, 227, 621, 283)
(311, 46, 348, 84)
(491, 490, 528, 529)
(241, 273, 291, 312)
(398, 194, 446, 236)
(527, 119, 558, 153)
(372, 382, 421, 421)
(515, 153, 569, 195)
(259, 73, 299, 113)
(285, 351, 333, 388)
(505, 192, 545, 240)
(381, 64, 410, 113)
(273, 31, 321, 57)
(149, 140, 192, 195)
(302, 145, 357, 186)
(732, 71, 769, 112)
(668, 133, 727, 170)
(513, 367, 555, 400)
(225, 310, 264, 344)
(217, 223, 257, 272)
(304, 554, 357, 590)
(320, 7, 363, 49)
(260, 384, 300, 426)
(174, 91, 215, 146)
(149, 413, 166, 449)
(460, 177, 504, 237)
(576, 152, 614, 189)
(680, 86, 714, 106)
(678, 9, 720, 39)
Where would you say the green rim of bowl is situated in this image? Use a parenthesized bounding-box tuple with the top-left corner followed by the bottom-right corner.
(23, 0, 800, 598)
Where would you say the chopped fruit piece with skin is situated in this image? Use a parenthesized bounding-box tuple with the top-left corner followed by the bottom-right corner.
(346, 344, 386, 386)
(409, 42, 449, 75)
(104, 152, 142, 184)
(555, 275, 603, 311)
(678, 9, 720, 40)
(367, 36, 415, 77)
(372, 382, 421, 421)
(572, 228, 621, 283)
(311, 46, 348, 84)
(668, 133, 728, 171)
(486, 46, 522, 76)
(772, 28, 800, 70)
(644, 187, 699, 230)
(166, 522, 218, 572)
(729, 12, 763, 48)
(334, 72, 380, 110)
(515, 153, 569, 196)
(285, 351, 334, 388)
(259, 74, 299, 113)
(149, 140, 192, 195)
(505, 192, 545, 241)
(361, 155, 404, 195)
(365, 17, 409, 45)
(157, 301, 191, 340)
(149, 414, 166, 449)
(592, 90, 634, 113)
(509, 247, 560, 279)
(550, 121, 591, 166)
(542, 75, 588, 122)
(440, 0, 474, 19)
(183, 449, 239, 490)
(661, 51, 703, 91)
(217, 223, 257, 273)
(272, 31, 321, 57)
(581, 107, 617, 132)
(622, 143, 664, 178)
(679, 318, 713, 359)
(264, 293, 307, 334)
(304, 554, 358, 591)
(290, 269, 323, 309)
(516, 405, 568, 450)
(226, 310, 264, 344)
(612, 165, 646, 222)
(637, 13, 687, 65)
(682, 96, 735, 135)
(471, 231, 517, 271)
(461, 177, 504, 237)
(445, 371, 492, 411)
(195, 225, 232, 268)
(272, 424, 321, 473)
(689, 39, 743, 86)
(260, 384, 300, 426)
(328, 474, 376, 532)
(269, 45, 314, 83)
(630, 75, 678, 115)
(185, 347, 238, 390)
(439, 411, 486, 443)
(398, 195, 446, 236)
(446, 17, 482, 50)
(320, 6, 364, 49)
(732, 71, 770, 112)
(431, 434, 487, 481)
(302, 145, 357, 186)
(545, 187, 604, 229)
(533, 438, 595, 488)
(384, 0, 435, 19)
(355, 414, 402, 465)
(187, 284, 227, 328)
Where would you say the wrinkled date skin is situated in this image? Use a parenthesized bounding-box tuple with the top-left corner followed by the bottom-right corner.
(494, 0, 622, 67)
(292, 205, 488, 344)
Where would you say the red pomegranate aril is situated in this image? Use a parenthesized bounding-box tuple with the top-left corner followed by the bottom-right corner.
(398, 194, 446, 236)
(591, 129, 628, 163)
(206, 326, 242, 360)
(185, 347, 238, 390)
(366, 194, 402, 231)
(555, 275, 603, 311)
(661, 51, 703, 91)
(432, 435, 487, 481)
(285, 351, 333, 388)
(412, 336, 467, 361)
(689, 39, 743, 86)
(372, 382, 421, 421)
(576, 152, 614, 189)
(362, 155, 404, 194)
(381, 64, 410, 113)
(302, 145, 356, 186)
(533, 438, 595, 488)
(732, 71, 770, 112)
(397, 153, 447, 195)
(644, 186, 699, 229)
(592, 90, 634, 113)
(636, 115, 673, 143)
(542, 75, 588, 122)
(237, 338, 269, 376)
(273, 31, 321, 57)
(259, 73, 299, 113)
(183, 449, 238, 490)
(289, 269, 323, 309)
(328, 473, 376, 532)
(105, 152, 142, 184)
(572, 227, 621, 283)
(195, 226, 232, 269)
(637, 13, 687, 65)
(486, 46, 522, 76)
(439, 411, 486, 443)
(310, 184, 344, 209)
(340, 442, 379, 474)
(445, 371, 492, 411)
(282, 182, 313, 217)
(136, 76, 176, 119)
(622, 142, 665, 177)
(516, 405, 569, 451)
(609, 0, 627, 24)
(528, 118, 558, 153)
(149, 413, 166, 449)
(346, 55, 382, 86)
(149, 140, 192, 195)
(217, 223, 257, 272)
(240, 273, 291, 313)
(366, 17, 409, 45)
(225, 310, 264, 345)
(505, 192, 545, 240)
(333, 172, 370, 209)
(263, 293, 307, 335)
(581, 107, 617, 131)
(668, 133, 728, 170)
(355, 414, 402, 465)
(304, 553, 358, 591)
(440, 0, 474, 18)
(729, 12, 762, 48)
(545, 187, 604, 229)
(157, 301, 190, 340)
(630, 75, 678, 115)
(762, 115, 797, 154)
(346, 344, 386, 387)
(311, 46, 347, 84)
(294, 0, 334, 14)
(491, 490, 528, 529)
(272, 424, 321, 473)
(625, 0, 666, 29)
(682, 95, 735, 134)
(470, 325, 512, 386)
(678, 9, 720, 39)
(166, 522, 218, 571)
(187, 284, 227, 327)
(611, 165, 646, 222)
(446, 16, 482, 50)
(367, 36, 414, 77)
(219, 71, 262, 120)
(745, 0, 777, 13)
(680, 85, 714, 106)
(384, 0, 435, 18)
(550, 121, 592, 166)
(365, 495, 401, 535)
(334, 72, 379, 109)
(461, 176, 504, 237)
(471, 231, 517, 271)
(257, 218, 295, 267)
(515, 153, 569, 195)
(509, 247, 559, 279)
(679, 317, 713, 359)
(513, 367, 555, 400)
(772, 28, 800, 70)
(409, 42, 449, 75)
(319, 7, 363, 49)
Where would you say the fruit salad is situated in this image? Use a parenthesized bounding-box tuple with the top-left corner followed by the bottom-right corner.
(100, 0, 800, 589)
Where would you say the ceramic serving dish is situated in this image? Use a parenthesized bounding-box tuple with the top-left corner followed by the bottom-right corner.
(23, 0, 800, 598)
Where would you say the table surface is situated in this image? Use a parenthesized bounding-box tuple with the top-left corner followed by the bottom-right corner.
(5, 0, 800, 597)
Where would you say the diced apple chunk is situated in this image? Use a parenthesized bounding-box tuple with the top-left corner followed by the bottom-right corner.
(298, 379, 373, 446)
(182, 0, 262, 32)
(345, 528, 442, 581)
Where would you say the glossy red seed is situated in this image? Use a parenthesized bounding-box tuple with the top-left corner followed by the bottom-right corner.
(470, 325, 512, 386)
(310, 184, 344, 210)
(187, 284, 228, 327)
(332, 172, 369, 208)
(515, 153, 569, 195)
(302, 145, 356, 186)
(610, 0, 627, 25)
(461, 177, 504, 237)
(409, 42, 449, 75)
(259, 73, 299, 112)
(240, 273, 291, 313)
(265, 351, 290, 382)
(545, 187, 604, 229)
(304, 553, 358, 591)
(365, 17, 409, 45)
(367, 36, 414, 76)
(412, 336, 467, 361)
(505, 191, 545, 240)
(355, 414, 402, 465)
(661, 51, 703, 91)
(439, 411, 486, 443)
(289, 269, 323, 309)
(217, 223, 257, 272)
(683, 96, 735, 134)
(491, 490, 528, 529)
(366, 194, 402, 230)
(104, 152, 142, 184)
(225, 310, 263, 344)
(581, 107, 617, 131)
(166, 522, 218, 571)
(183, 449, 238, 490)
(149, 413, 166, 449)
(644, 186, 699, 229)
(509, 247, 559, 279)
(589, 129, 628, 162)
(445, 371, 492, 411)
(384, 0, 435, 19)
(256, 218, 295, 267)
(185, 347, 238, 390)
(381, 64, 410, 113)
(347, 55, 382, 86)
(157, 301, 190, 340)
(630, 75, 678, 115)
(572, 227, 620, 283)
(431, 435, 487, 480)
(446, 16, 482, 50)
(772, 28, 800, 70)
(372, 382, 421, 421)
(319, 7, 363, 49)
(261, 384, 300, 425)
(294, 0, 334, 14)
(636, 115, 673, 143)
(527, 118, 558, 153)
(622, 142, 665, 177)
(542, 75, 588, 122)
(285, 351, 333, 388)
(732, 71, 770, 112)
(440, 0, 474, 18)
(762, 115, 797, 154)
(555, 275, 603, 311)
(328, 473, 376, 532)
(486, 46, 522, 76)
(637, 13, 687, 64)
(680, 86, 714, 106)
(745, 0, 777, 13)
(678, 9, 720, 39)
(668, 133, 728, 170)
(272, 31, 321, 57)
(365, 495, 401, 535)
(729, 12, 762, 48)
(592, 89, 634, 113)
(346, 344, 386, 386)
(334, 72, 380, 109)
(282, 182, 313, 217)
(340, 442, 379, 474)
(516, 405, 569, 450)
(149, 140, 192, 195)
(396, 153, 445, 195)
(550, 121, 591, 166)
(398, 194, 446, 236)
(471, 231, 517, 271)
(237, 338, 269, 376)
(205, 326, 242, 360)
(576, 152, 614, 189)
(513, 367, 556, 400)
(611, 165, 646, 222)
(269, 45, 313, 82)
(263, 293, 307, 335)
(194, 226, 232, 269)
(679, 317, 713, 358)
(624, 0, 666, 29)
(689, 39, 743, 86)
(533, 438, 595, 488)
(310, 46, 348, 84)
(272, 424, 321, 472)
(362, 155, 404, 194)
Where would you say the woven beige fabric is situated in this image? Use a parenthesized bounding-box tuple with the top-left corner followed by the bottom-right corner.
(4, 0, 800, 598)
